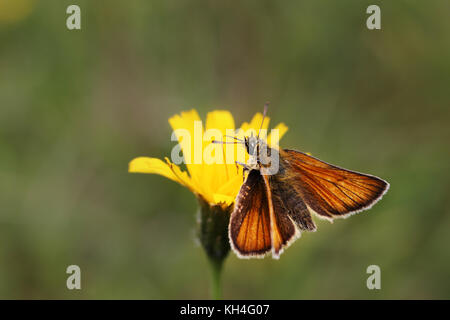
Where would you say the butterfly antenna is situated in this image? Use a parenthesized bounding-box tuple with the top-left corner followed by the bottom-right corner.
(211, 140, 241, 144)
(257, 102, 269, 139)
(212, 134, 245, 145)
(225, 135, 244, 142)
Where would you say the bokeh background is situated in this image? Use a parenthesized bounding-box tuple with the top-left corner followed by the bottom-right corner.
(1, 0, 449, 299)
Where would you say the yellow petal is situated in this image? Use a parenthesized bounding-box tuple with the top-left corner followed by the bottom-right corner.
(213, 193, 235, 206)
(129, 157, 181, 183)
(240, 112, 271, 140)
(206, 110, 235, 136)
(168, 109, 204, 188)
(169, 109, 201, 131)
(267, 122, 288, 147)
(163, 157, 197, 192)
(128, 157, 195, 192)
(204, 110, 237, 192)
(215, 173, 243, 196)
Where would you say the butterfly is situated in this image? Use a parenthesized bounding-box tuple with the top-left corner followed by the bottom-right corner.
(223, 105, 389, 259)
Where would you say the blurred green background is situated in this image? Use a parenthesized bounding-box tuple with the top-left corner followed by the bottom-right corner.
(1, 0, 449, 299)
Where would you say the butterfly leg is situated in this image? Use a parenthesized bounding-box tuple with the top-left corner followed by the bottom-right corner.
(235, 161, 250, 181)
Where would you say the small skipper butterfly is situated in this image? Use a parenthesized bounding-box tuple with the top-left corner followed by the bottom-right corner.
(220, 104, 389, 259)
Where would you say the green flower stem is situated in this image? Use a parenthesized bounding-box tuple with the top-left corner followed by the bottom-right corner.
(197, 197, 232, 300)
(208, 256, 224, 300)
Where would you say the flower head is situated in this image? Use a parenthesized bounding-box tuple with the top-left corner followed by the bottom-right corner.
(129, 109, 287, 207)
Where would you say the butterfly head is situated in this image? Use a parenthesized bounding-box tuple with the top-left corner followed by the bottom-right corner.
(244, 132, 258, 157)
(244, 132, 273, 170)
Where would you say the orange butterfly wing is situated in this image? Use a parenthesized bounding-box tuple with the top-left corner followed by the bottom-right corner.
(230, 169, 309, 258)
(229, 170, 273, 257)
(229, 150, 389, 258)
(280, 149, 389, 220)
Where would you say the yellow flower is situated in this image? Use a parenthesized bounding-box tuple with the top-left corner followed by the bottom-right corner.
(128, 109, 288, 207)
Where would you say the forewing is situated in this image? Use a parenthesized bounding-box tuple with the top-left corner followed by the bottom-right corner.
(280, 149, 389, 219)
(229, 170, 272, 258)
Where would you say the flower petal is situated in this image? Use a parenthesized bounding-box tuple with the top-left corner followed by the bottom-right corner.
(168, 109, 204, 188)
(168, 110, 202, 166)
(163, 157, 196, 191)
(129, 157, 193, 190)
(206, 110, 235, 135)
(204, 110, 237, 193)
(267, 122, 288, 147)
(240, 112, 271, 140)
(215, 173, 243, 197)
(213, 193, 235, 206)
